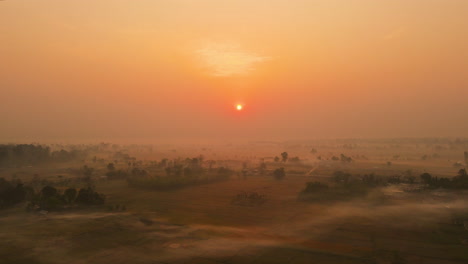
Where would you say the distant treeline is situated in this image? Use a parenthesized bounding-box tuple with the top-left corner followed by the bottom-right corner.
(299, 169, 468, 202)
(0, 144, 87, 166)
(421, 169, 468, 189)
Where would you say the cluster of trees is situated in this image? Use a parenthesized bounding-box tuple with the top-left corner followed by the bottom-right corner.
(316, 153, 355, 162)
(420, 169, 468, 189)
(300, 168, 468, 202)
(0, 178, 32, 209)
(0, 144, 50, 166)
(104, 163, 130, 180)
(0, 144, 87, 167)
(274, 152, 289, 163)
(302, 181, 329, 193)
(273, 167, 285, 180)
(332, 169, 468, 189)
(101, 156, 213, 181)
(27, 185, 105, 211)
(331, 171, 418, 187)
(1, 177, 105, 211)
(330, 154, 353, 162)
(231, 191, 266, 207)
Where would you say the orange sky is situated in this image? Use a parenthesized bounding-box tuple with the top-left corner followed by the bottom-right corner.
(1, 0, 467, 142)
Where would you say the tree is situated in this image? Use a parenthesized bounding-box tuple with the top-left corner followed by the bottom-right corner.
(107, 163, 115, 171)
(420, 173, 432, 184)
(340, 154, 352, 163)
(281, 152, 288, 162)
(303, 182, 328, 193)
(41, 186, 57, 198)
(75, 187, 105, 205)
(273, 167, 285, 180)
(63, 188, 77, 204)
(458, 168, 467, 178)
(274, 156, 280, 163)
(0, 178, 27, 208)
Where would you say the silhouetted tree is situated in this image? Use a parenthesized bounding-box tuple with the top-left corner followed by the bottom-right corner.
(0, 178, 27, 208)
(75, 187, 105, 205)
(458, 168, 467, 178)
(340, 154, 353, 163)
(273, 167, 285, 180)
(420, 173, 432, 184)
(107, 163, 115, 171)
(41, 186, 57, 198)
(303, 182, 329, 193)
(63, 188, 77, 204)
(280, 152, 288, 162)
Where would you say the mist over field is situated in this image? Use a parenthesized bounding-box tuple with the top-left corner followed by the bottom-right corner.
(1, 1, 468, 264)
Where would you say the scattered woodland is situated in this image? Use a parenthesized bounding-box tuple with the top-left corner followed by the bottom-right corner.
(1, 138, 467, 263)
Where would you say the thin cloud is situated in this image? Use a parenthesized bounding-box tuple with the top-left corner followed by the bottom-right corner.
(196, 41, 271, 77)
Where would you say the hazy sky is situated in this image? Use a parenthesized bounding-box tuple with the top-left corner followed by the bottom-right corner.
(1, 0, 467, 142)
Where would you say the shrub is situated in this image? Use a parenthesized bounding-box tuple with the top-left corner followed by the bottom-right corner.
(303, 182, 329, 193)
(63, 188, 77, 204)
(231, 191, 266, 207)
(75, 187, 105, 205)
(273, 168, 285, 180)
(0, 178, 28, 209)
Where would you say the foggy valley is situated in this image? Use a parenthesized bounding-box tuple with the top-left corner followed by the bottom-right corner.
(0, 139, 467, 263)
(1, 1, 468, 263)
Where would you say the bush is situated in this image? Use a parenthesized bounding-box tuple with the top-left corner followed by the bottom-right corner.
(419, 171, 468, 189)
(63, 188, 77, 204)
(75, 187, 105, 205)
(27, 185, 105, 211)
(231, 191, 266, 207)
(106, 169, 129, 180)
(273, 168, 285, 180)
(303, 182, 329, 193)
(0, 178, 28, 209)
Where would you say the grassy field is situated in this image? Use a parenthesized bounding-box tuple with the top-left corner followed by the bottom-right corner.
(1, 141, 468, 263)
(1, 173, 467, 264)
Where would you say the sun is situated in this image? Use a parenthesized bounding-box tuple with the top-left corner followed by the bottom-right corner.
(236, 104, 243, 111)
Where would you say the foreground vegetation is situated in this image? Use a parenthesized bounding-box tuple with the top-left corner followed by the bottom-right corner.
(0, 140, 468, 263)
